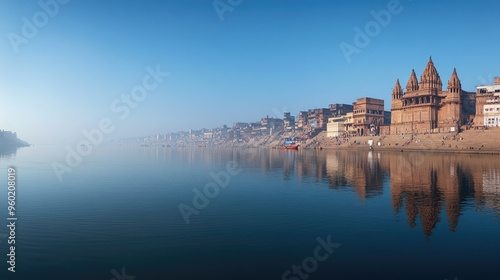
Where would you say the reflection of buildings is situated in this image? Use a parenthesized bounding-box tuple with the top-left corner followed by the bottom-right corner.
(388, 153, 498, 236)
(325, 151, 384, 200)
(323, 150, 500, 236)
(389, 153, 445, 236)
(194, 148, 500, 237)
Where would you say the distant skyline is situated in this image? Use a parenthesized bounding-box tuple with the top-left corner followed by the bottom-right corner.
(1, 0, 499, 144)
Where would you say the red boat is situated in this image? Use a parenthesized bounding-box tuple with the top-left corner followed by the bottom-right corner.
(279, 144, 299, 150)
(285, 145, 299, 150)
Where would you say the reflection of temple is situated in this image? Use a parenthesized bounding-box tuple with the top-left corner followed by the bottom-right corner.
(323, 150, 500, 236)
(184, 148, 500, 237)
(388, 152, 499, 236)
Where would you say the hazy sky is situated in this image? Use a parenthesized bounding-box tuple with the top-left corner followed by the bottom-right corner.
(1, 0, 499, 145)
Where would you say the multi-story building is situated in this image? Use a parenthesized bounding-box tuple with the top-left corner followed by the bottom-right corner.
(297, 111, 309, 130)
(283, 112, 295, 130)
(329, 103, 354, 117)
(298, 109, 332, 131)
(484, 102, 500, 127)
(261, 116, 283, 134)
(307, 108, 332, 130)
(326, 116, 346, 137)
(476, 77, 500, 127)
(344, 112, 355, 135)
(353, 97, 385, 136)
(326, 111, 358, 137)
(390, 57, 475, 134)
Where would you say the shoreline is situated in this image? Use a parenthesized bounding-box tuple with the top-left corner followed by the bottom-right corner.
(284, 128, 500, 155)
(314, 145, 500, 155)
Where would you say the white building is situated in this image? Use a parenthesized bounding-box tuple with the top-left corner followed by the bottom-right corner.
(484, 98, 500, 127)
(478, 77, 500, 127)
(327, 116, 345, 137)
(477, 77, 500, 95)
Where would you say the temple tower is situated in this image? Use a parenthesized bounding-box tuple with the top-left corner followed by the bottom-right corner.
(392, 79, 403, 106)
(419, 57, 442, 92)
(406, 69, 419, 92)
(444, 68, 462, 126)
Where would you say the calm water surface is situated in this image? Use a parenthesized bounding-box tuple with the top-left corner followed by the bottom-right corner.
(0, 145, 499, 280)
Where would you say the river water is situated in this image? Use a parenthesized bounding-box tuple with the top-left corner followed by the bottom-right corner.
(0, 145, 499, 280)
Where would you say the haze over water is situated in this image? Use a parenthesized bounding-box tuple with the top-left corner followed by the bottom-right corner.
(1, 145, 499, 280)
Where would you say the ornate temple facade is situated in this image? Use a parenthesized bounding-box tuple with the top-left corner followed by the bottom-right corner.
(390, 57, 475, 134)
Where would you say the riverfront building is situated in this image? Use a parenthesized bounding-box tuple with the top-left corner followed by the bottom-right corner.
(390, 57, 476, 134)
(353, 97, 387, 136)
(476, 77, 500, 127)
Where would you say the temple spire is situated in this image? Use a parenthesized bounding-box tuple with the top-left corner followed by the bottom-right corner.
(406, 69, 419, 92)
(420, 56, 442, 91)
(392, 79, 403, 99)
(447, 67, 461, 93)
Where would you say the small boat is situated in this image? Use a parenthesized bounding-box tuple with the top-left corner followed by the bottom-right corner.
(282, 145, 299, 150)
(279, 137, 300, 150)
(278, 143, 299, 150)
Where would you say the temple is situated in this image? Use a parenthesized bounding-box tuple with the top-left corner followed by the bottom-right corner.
(390, 57, 475, 134)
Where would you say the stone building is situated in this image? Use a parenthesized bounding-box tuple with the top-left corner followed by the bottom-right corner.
(353, 97, 386, 136)
(329, 103, 353, 117)
(297, 108, 332, 131)
(475, 77, 500, 127)
(390, 57, 475, 134)
(297, 111, 309, 130)
(261, 116, 283, 134)
(283, 112, 295, 130)
(307, 108, 332, 129)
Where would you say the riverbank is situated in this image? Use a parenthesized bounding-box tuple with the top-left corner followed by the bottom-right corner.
(308, 127, 500, 154)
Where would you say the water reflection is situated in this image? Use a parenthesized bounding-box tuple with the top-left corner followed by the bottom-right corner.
(232, 148, 500, 236)
(137, 146, 500, 236)
(0, 145, 18, 159)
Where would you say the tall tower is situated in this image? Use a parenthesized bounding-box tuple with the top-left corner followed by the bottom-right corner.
(392, 79, 403, 108)
(406, 69, 419, 92)
(447, 68, 462, 95)
(445, 68, 462, 127)
(391, 79, 404, 131)
(419, 57, 442, 92)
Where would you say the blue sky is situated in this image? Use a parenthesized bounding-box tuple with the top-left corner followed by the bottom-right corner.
(1, 0, 499, 144)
